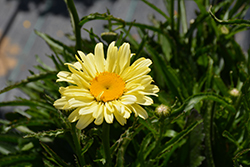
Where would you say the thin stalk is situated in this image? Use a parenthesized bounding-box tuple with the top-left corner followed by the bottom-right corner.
(64, 0, 82, 51)
(71, 125, 85, 166)
(177, 0, 181, 33)
(151, 120, 165, 158)
(170, 0, 175, 31)
(102, 122, 112, 167)
(203, 101, 215, 167)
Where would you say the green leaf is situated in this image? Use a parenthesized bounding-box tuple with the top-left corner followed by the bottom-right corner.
(115, 125, 143, 167)
(0, 71, 57, 95)
(146, 43, 187, 102)
(40, 142, 70, 167)
(172, 92, 236, 117)
(6, 119, 53, 131)
(35, 55, 54, 71)
(79, 12, 164, 35)
(139, 119, 158, 137)
(81, 138, 94, 155)
(0, 99, 55, 111)
(142, 0, 169, 20)
(187, 110, 205, 167)
(136, 133, 155, 164)
(0, 154, 38, 166)
(179, 0, 188, 34)
(24, 129, 64, 139)
(159, 34, 172, 62)
(0, 141, 19, 155)
(209, 6, 250, 26)
(157, 120, 203, 158)
(222, 130, 239, 147)
(233, 148, 250, 166)
(34, 30, 75, 59)
(21, 142, 34, 151)
(64, 0, 82, 51)
(214, 75, 230, 96)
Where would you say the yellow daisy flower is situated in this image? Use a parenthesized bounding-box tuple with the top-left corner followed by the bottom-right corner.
(54, 41, 159, 129)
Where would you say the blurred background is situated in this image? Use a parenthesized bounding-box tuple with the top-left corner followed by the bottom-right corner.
(0, 0, 249, 116)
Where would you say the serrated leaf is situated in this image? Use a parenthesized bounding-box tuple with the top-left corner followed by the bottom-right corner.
(209, 6, 250, 26)
(0, 71, 57, 95)
(34, 30, 75, 59)
(6, 119, 53, 132)
(222, 130, 239, 147)
(115, 125, 144, 167)
(137, 133, 153, 162)
(0, 99, 55, 111)
(0, 154, 38, 166)
(24, 129, 64, 139)
(214, 75, 230, 96)
(187, 110, 205, 167)
(81, 138, 94, 155)
(157, 120, 203, 158)
(172, 92, 236, 117)
(146, 44, 188, 101)
(142, 0, 169, 20)
(40, 142, 70, 167)
(0, 141, 19, 155)
(21, 142, 34, 151)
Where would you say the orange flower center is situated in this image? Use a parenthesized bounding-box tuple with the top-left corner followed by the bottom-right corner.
(90, 72, 126, 102)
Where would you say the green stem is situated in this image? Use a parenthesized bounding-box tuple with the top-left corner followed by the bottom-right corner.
(64, 0, 82, 51)
(170, 0, 175, 31)
(203, 100, 215, 167)
(151, 120, 164, 158)
(71, 125, 85, 166)
(102, 122, 112, 167)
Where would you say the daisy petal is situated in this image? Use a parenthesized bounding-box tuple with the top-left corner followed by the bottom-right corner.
(135, 94, 153, 106)
(114, 110, 127, 125)
(56, 71, 75, 84)
(120, 95, 137, 105)
(79, 102, 98, 115)
(53, 96, 68, 109)
(68, 108, 80, 122)
(117, 43, 130, 74)
(131, 104, 148, 119)
(104, 104, 114, 124)
(76, 114, 94, 130)
(94, 103, 104, 125)
(95, 43, 105, 72)
(106, 41, 118, 72)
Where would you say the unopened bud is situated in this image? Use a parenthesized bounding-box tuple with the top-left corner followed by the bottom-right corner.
(229, 88, 240, 97)
(221, 25, 229, 34)
(156, 104, 171, 117)
(190, 19, 195, 24)
(101, 32, 118, 44)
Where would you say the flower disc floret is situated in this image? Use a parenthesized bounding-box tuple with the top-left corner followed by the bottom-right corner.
(90, 72, 126, 102)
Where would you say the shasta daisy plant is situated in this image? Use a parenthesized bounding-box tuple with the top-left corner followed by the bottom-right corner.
(54, 41, 159, 129)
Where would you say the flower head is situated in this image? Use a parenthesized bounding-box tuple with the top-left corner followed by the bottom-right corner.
(54, 41, 159, 129)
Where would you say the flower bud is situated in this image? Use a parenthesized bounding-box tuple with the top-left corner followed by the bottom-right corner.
(229, 88, 240, 97)
(155, 104, 171, 117)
